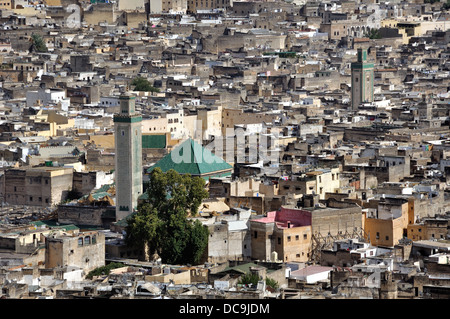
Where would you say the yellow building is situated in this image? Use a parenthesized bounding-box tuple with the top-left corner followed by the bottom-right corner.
(250, 208, 313, 263)
(28, 110, 75, 137)
(0, 0, 13, 9)
(407, 219, 448, 242)
(381, 19, 447, 44)
(304, 167, 341, 200)
(363, 199, 409, 247)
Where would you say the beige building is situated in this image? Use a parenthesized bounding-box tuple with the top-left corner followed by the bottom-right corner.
(2, 167, 74, 207)
(149, 0, 188, 13)
(187, 0, 231, 13)
(0, 0, 13, 9)
(164, 0, 187, 13)
(222, 108, 279, 135)
(45, 230, 105, 273)
(142, 117, 168, 134)
(116, 0, 146, 11)
(302, 167, 341, 200)
(197, 106, 222, 139)
(407, 219, 448, 242)
(381, 19, 449, 44)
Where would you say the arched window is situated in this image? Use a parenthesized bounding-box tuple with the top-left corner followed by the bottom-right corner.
(84, 236, 91, 245)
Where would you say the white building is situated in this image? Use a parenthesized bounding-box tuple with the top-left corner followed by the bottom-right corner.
(289, 265, 333, 284)
(100, 96, 121, 108)
(26, 88, 70, 110)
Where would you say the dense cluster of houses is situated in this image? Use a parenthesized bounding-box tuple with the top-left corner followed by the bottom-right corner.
(0, 0, 449, 299)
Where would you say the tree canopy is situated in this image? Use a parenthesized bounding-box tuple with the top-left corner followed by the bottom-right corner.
(125, 168, 209, 265)
(30, 34, 48, 53)
(364, 28, 382, 40)
(131, 76, 160, 92)
(238, 272, 279, 291)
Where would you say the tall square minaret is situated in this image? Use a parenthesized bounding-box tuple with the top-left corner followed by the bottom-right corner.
(351, 48, 374, 111)
(114, 93, 143, 221)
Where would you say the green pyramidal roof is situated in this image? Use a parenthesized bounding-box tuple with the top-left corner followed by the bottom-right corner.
(147, 138, 232, 176)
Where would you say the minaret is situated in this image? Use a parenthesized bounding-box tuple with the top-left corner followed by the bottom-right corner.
(114, 92, 143, 221)
(351, 48, 374, 111)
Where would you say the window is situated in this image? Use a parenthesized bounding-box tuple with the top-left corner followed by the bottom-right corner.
(278, 237, 281, 245)
(376, 232, 380, 239)
(84, 236, 91, 245)
(78, 238, 83, 246)
(385, 236, 389, 241)
(296, 235, 299, 240)
(287, 236, 291, 242)
(303, 234, 307, 240)
(254, 231, 257, 239)
(92, 236, 96, 244)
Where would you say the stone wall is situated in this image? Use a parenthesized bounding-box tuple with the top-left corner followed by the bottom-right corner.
(57, 205, 114, 228)
(310, 206, 363, 237)
(45, 231, 105, 273)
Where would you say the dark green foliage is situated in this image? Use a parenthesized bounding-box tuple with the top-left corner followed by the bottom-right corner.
(238, 272, 279, 291)
(183, 219, 210, 265)
(131, 76, 160, 92)
(238, 272, 261, 286)
(66, 189, 82, 201)
(86, 262, 125, 279)
(443, 0, 450, 10)
(365, 29, 382, 39)
(265, 277, 279, 290)
(125, 168, 209, 265)
(30, 34, 48, 52)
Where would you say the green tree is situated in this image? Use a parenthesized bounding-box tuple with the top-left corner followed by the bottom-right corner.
(364, 28, 382, 39)
(265, 277, 279, 291)
(125, 168, 209, 265)
(30, 34, 48, 52)
(238, 273, 280, 291)
(131, 76, 160, 92)
(443, 0, 450, 10)
(238, 272, 261, 287)
(86, 262, 125, 279)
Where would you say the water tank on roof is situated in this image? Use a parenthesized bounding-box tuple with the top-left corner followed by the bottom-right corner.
(271, 251, 278, 262)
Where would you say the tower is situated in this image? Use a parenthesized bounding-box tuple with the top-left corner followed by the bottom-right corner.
(351, 48, 374, 110)
(114, 93, 143, 221)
